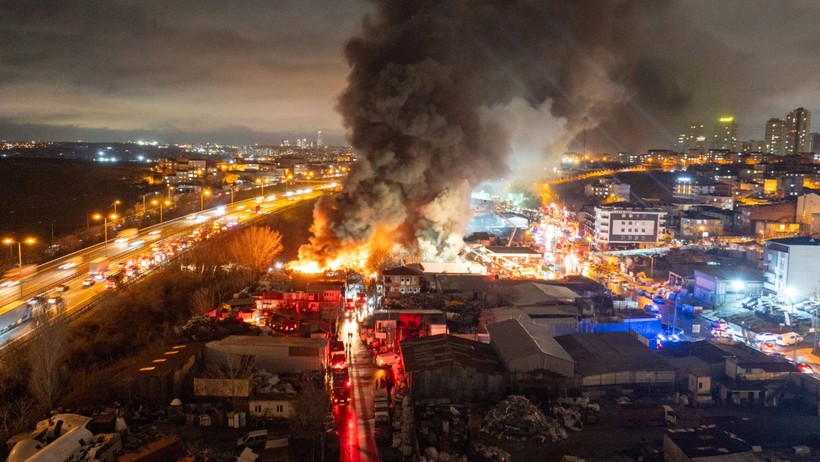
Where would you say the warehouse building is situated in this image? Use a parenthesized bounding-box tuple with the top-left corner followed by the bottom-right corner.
(555, 332, 675, 394)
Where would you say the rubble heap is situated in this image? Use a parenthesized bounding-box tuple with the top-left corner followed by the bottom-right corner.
(481, 395, 566, 441)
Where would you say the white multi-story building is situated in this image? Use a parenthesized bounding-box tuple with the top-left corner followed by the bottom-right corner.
(584, 177, 630, 202)
(763, 236, 820, 300)
(593, 204, 667, 247)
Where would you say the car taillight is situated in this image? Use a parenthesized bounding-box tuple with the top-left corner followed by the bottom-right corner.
(346, 380, 352, 388)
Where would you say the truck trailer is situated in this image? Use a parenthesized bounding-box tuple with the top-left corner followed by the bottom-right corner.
(619, 404, 677, 427)
(88, 257, 110, 280)
(0, 264, 36, 287)
(0, 300, 32, 334)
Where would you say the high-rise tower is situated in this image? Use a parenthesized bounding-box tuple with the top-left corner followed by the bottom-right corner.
(765, 118, 785, 156)
(711, 116, 737, 151)
(784, 107, 811, 155)
(317, 130, 324, 148)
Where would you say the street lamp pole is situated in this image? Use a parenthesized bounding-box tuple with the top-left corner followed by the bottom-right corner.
(152, 200, 171, 223)
(3, 238, 35, 300)
(200, 189, 211, 212)
(15, 242, 22, 300)
(103, 213, 118, 255)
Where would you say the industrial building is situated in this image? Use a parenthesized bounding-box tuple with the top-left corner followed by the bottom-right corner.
(488, 318, 575, 379)
(400, 334, 505, 403)
(205, 335, 328, 374)
(555, 332, 675, 394)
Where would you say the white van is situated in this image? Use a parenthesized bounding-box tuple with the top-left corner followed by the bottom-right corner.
(775, 332, 803, 346)
(237, 429, 268, 450)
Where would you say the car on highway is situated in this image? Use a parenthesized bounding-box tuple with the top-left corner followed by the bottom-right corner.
(55, 284, 69, 292)
(798, 363, 815, 374)
(754, 332, 778, 343)
(375, 351, 400, 368)
(82, 278, 95, 288)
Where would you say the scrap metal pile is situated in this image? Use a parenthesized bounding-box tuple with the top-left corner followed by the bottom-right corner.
(480, 395, 568, 442)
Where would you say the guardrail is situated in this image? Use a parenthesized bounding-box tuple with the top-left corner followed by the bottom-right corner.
(0, 193, 322, 356)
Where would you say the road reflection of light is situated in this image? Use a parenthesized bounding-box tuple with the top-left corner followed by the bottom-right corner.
(334, 388, 361, 462)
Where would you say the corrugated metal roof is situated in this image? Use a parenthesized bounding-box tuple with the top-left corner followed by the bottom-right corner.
(210, 335, 328, 349)
(507, 282, 580, 307)
(400, 334, 504, 374)
(555, 332, 672, 376)
(488, 318, 574, 363)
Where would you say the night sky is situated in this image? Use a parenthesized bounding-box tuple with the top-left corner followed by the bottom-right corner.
(1, 1, 819, 150)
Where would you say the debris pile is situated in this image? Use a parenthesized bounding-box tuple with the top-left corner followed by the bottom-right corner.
(481, 395, 566, 441)
(180, 316, 217, 340)
(252, 370, 283, 394)
(417, 405, 470, 461)
(471, 442, 511, 462)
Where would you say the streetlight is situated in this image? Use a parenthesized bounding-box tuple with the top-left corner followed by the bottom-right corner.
(112, 200, 121, 214)
(151, 199, 172, 223)
(2, 237, 36, 300)
(256, 178, 268, 197)
(200, 189, 211, 212)
(92, 213, 119, 253)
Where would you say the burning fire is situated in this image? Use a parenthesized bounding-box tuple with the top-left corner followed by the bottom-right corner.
(288, 226, 395, 276)
(287, 245, 370, 274)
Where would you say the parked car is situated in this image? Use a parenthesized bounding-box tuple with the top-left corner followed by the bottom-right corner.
(775, 332, 803, 346)
(652, 295, 665, 304)
(741, 296, 759, 309)
(754, 332, 778, 343)
(759, 343, 777, 354)
(798, 363, 815, 374)
(710, 319, 730, 330)
(375, 352, 400, 368)
(237, 430, 268, 450)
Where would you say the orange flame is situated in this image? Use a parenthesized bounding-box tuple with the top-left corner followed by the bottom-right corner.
(288, 225, 397, 275)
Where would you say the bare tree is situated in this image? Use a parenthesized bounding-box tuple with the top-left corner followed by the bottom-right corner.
(290, 380, 329, 441)
(203, 351, 254, 412)
(229, 226, 284, 279)
(191, 286, 217, 315)
(28, 309, 66, 412)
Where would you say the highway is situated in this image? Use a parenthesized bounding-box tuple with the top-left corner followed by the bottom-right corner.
(0, 184, 334, 348)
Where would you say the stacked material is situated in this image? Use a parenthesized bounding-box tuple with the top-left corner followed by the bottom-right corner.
(481, 395, 565, 441)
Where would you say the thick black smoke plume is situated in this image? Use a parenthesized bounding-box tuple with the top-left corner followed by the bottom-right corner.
(299, 0, 696, 265)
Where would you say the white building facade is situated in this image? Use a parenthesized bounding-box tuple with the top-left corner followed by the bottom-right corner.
(593, 204, 667, 247)
(763, 236, 820, 300)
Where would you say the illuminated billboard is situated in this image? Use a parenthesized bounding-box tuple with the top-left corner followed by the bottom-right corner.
(608, 212, 660, 243)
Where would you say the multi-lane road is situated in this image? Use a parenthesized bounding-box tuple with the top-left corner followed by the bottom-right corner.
(0, 185, 332, 348)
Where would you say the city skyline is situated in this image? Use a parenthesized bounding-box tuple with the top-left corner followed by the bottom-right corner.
(1, 2, 820, 151)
